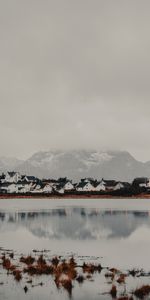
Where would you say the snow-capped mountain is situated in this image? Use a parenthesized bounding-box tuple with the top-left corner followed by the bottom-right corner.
(0, 150, 150, 182)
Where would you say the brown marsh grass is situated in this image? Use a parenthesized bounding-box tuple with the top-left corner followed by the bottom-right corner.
(133, 285, 150, 298)
(110, 285, 117, 298)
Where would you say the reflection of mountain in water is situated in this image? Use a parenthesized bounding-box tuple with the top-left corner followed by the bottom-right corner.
(0, 208, 149, 240)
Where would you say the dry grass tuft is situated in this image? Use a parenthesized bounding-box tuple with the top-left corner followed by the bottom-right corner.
(13, 270, 22, 281)
(24, 263, 53, 275)
(2, 257, 16, 272)
(24, 286, 28, 293)
(110, 285, 117, 298)
(82, 262, 102, 274)
(69, 257, 76, 268)
(60, 277, 73, 296)
(51, 256, 59, 267)
(20, 255, 35, 265)
(9, 252, 14, 259)
(76, 275, 84, 284)
(37, 255, 46, 266)
(133, 285, 150, 298)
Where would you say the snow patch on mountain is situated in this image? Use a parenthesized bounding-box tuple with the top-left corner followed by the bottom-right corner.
(83, 152, 113, 168)
(0, 150, 150, 182)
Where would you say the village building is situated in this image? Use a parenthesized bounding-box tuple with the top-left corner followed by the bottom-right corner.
(56, 178, 74, 192)
(94, 180, 106, 191)
(114, 182, 125, 190)
(0, 173, 5, 183)
(114, 181, 131, 191)
(30, 183, 42, 193)
(76, 181, 95, 192)
(132, 177, 149, 188)
(56, 187, 65, 194)
(4, 172, 22, 183)
(103, 180, 117, 191)
(42, 183, 53, 194)
(19, 182, 35, 193)
(7, 183, 19, 194)
(22, 175, 38, 183)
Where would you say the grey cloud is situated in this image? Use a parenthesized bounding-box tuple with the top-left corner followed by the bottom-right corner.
(0, 0, 150, 160)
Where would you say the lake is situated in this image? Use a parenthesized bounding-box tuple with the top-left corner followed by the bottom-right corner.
(0, 198, 150, 299)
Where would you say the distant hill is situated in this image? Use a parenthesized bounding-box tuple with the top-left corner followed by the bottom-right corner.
(0, 157, 22, 173)
(0, 150, 150, 182)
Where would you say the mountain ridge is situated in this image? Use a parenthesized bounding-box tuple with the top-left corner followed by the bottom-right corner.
(0, 150, 149, 182)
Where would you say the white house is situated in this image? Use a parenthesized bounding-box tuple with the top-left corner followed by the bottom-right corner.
(132, 177, 149, 188)
(63, 181, 74, 191)
(42, 183, 53, 194)
(114, 182, 125, 191)
(4, 172, 22, 183)
(31, 183, 42, 193)
(76, 182, 95, 192)
(94, 181, 106, 191)
(57, 188, 65, 194)
(7, 183, 19, 193)
(22, 176, 37, 183)
(19, 183, 34, 193)
(55, 180, 74, 192)
(139, 181, 149, 188)
(103, 180, 117, 191)
(147, 179, 150, 188)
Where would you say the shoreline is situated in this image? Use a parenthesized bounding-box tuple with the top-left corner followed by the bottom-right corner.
(0, 193, 150, 199)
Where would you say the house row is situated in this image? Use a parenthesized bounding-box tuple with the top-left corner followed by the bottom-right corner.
(75, 178, 131, 192)
(0, 173, 74, 194)
(0, 172, 38, 184)
(0, 172, 150, 194)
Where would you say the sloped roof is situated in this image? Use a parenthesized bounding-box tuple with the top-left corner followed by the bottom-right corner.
(93, 181, 102, 188)
(103, 180, 117, 187)
(26, 176, 37, 181)
(132, 177, 149, 185)
(77, 181, 94, 188)
(57, 177, 72, 183)
(7, 171, 17, 177)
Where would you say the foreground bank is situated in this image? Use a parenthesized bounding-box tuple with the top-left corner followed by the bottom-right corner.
(1, 248, 150, 300)
(1, 192, 150, 199)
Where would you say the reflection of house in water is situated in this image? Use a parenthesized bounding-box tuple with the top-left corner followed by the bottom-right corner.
(0, 209, 149, 222)
(103, 210, 149, 217)
(0, 208, 150, 241)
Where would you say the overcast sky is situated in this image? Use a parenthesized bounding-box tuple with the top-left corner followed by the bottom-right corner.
(0, 0, 150, 161)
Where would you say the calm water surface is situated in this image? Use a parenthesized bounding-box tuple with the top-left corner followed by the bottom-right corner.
(0, 198, 150, 300)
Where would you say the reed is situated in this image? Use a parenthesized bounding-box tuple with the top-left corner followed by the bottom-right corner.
(133, 285, 150, 298)
(20, 255, 35, 265)
(110, 285, 117, 298)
